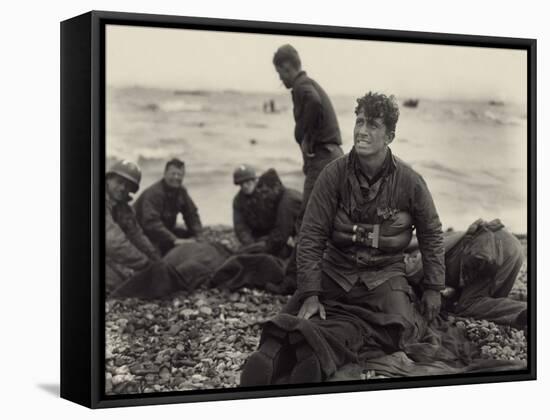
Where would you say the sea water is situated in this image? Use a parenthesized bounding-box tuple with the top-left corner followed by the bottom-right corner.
(107, 86, 528, 233)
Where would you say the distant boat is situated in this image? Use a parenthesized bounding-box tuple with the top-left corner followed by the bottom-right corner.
(403, 99, 419, 108)
(488, 100, 505, 106)
(143, 103, 159, 112)
(173, 89, 210, 96)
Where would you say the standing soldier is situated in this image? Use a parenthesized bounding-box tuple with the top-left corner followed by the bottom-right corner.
(273, 44, 343, 215)
(273, 44, 344, 278)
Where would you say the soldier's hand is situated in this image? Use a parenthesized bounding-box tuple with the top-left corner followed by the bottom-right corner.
(440, 287, 456, 299)
(421, 289, 441, 323)
(297, 296, 326, 320)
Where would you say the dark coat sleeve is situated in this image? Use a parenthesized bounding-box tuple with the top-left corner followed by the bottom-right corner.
(106, 205, 152, 271)
(138, 188, 179, 247)
(179, 187, 203, 236)
(233, 196, 255, 246)
(294, 83, 323, 147)
(265, 188, 303, 255)
(411, 175, 445, 291)
(118, 204, 161, 262)
(297, 163, 340, 297)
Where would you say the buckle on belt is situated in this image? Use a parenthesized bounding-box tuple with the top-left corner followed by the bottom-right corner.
(352, 224, 380, 248)
(370, 224, 380, 248)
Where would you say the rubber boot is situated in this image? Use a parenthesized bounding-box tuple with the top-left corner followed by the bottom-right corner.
(289, 341, 322, 384)
(240, 337, 282, 386)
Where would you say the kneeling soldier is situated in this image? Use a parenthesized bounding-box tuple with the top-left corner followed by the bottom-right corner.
(241, 92, 445, 385)
(232, 165, 302, 259)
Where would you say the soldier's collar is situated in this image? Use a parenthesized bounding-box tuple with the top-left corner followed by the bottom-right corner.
(292, 71, 308, 87)
(350, 147, 397, 183)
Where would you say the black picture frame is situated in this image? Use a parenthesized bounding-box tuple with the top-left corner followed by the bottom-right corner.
(60, 10, 537, 409)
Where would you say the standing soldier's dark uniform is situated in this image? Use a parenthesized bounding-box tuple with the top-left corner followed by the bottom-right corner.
(273, 44, 343, 217)
(273, 44, 344, 279)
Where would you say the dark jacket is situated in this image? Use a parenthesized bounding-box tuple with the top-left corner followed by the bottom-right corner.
(105, 193, 160, 272)
(444, 219, 522, 289)
(291, 71, 342, 151)
(297, 148, 445, 298)
(133, 180, 203, 251)
(233, 169, 302, 256)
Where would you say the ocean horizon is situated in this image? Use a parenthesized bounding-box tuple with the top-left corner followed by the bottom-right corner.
(107, 85, 528, 233)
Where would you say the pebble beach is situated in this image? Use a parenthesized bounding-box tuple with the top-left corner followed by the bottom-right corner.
(105, 228, 528, 395)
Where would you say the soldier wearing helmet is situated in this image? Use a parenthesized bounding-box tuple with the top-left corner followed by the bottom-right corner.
(134, 158, 203, 255)
(105, 160, 163, 293)
(233, 164, 258, 196)
(232, 165, 302, 260)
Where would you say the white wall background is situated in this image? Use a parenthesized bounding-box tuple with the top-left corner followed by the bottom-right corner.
(0, 0, 546, 418)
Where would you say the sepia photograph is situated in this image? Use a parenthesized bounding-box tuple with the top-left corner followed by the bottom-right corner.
(103, 22, 530, 396)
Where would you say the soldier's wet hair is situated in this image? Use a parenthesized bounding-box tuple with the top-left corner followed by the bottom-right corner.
(273, 44, 301, 69)
(355, 92, 400, 134)
(165, 158, 185, 172)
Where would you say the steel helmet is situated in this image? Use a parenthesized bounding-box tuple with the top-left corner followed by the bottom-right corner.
(233, 164, 256, 185)
(106, 160, 142, 193)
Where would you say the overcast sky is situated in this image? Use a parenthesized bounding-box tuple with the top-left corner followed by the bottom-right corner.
(106, 24, 527, 102)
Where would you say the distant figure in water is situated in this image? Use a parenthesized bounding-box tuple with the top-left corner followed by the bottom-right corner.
(134, 158, 203, 255)
(406, 218, 526, 328)
(263, 99, 278, 113)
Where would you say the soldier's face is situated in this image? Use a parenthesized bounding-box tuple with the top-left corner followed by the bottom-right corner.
(353, 109, 394, 158)
(107, 175, 134, 202)
(164, 165, 185, 188)
(275, 62, 297, 89)
(241, 179, 258, 196)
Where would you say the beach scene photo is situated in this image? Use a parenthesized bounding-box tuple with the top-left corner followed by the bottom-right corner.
(104, 24, 529, 395)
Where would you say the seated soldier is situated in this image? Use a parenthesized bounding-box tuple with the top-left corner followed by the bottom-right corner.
(240, 92, 445, 386)
(232, 165, 302, 259)
(405, 219, 526, 328)
(134, 158, 203, 255)
(105, 160, 172, 294)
